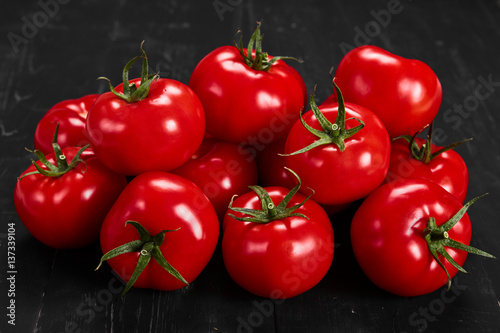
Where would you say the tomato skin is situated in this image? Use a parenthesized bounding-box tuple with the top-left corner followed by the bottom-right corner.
(34, 94, 99, 154)
(284, 101, 391, 205)
(222, 187, 334, 299)
(170, 138, 258, 221)
(332, 45, 442, 138)
(350, 179, 472, 296)
(13, 148, 128, 249)
(259, 139, 352, 215)
(86, 78, 205, 175)
(189, 46, 307, 145)
(385, 137, 469, 202)
(100, 171, 219, 291)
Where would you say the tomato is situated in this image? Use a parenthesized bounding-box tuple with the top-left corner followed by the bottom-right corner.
(351, 179, 495, 296)
(98, 171, 219, 294)
(283, 83, 391, 206)
(170, 138, 258, 221)
(258, 138, 296, 188)
(222, 169, 334, 299)
(258, 138, 353, 215)
(386, 124, 470, 203)
(86, 44, 204, 175)
(189, 21, 307, 145)
(14, 128, 127, 249)
(34, 94, 99, 154)
(331, 45, 442, 138)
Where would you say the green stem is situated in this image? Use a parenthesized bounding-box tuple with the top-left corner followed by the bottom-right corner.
(18, 123, 89, 180)
(424, 194, 496, 290)
(98, 41, 159, 103)
(280, 80, 364, 155)
(228, 168, 313, 223)
(393, 122, 472, 164)
(96, 221, 188, 297)
(234, 20, 302, 72)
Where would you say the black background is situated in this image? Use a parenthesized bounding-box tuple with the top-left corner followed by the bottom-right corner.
(1, 1, 500, 332)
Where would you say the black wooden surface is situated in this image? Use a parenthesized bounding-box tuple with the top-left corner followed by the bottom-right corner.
(1, 1, 500, 332)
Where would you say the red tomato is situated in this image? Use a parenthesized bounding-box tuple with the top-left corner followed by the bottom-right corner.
(351, 179, 494, 296)
(258, 138, 296, 188)
(86, 45, 205, 175)
(170, 138, 258, 221)
(99, 171, 219, 293)
(222, 170, 334, 299)
(14, 145, 127, 249)
(189, 22, 306, 145)
(34, 94, 99, 154)
(258, 138, 352, 215)
(284, 84, 391, 206)
(386, 130, 470, 203)
(331, 45, 442, 138)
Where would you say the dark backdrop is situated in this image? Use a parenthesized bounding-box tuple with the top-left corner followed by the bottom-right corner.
(1, 1, 500, 332)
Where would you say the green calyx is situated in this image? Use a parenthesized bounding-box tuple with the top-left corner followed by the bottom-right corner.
(393, 122, 472, 164)
(18, 123, 89, 180)
(228, 168, 313, 223)
(281, 80, 364, 156)
(423, 193, 496, 290)
(95, 221, 188, 297)
(98, 41, 159, 103)
(234, 20, 302, 72)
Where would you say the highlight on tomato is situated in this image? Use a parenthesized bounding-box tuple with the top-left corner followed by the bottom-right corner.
(34, 93, 99, 155)
(14, 124, 128, 249)
(97, 171, 219, 296)
(283, 81, 391, 206)
(189, 21, 307, 146)
(350, 179, 495, 297)
(170, 137, 258, 221)
(86, 42, 205, 176)
(222, 168, 334, 299)
(386, 122, 470, 203)
(332, 45, 442, 138)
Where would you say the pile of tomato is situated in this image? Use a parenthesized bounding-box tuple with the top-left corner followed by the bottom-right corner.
(13, 22, 495, 299)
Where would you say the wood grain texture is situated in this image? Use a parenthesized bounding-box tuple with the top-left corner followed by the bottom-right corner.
(1, 1, 500, 332)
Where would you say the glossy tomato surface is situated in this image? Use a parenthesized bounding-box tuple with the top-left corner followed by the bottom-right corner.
(386, 137, 469, 202)
(351, 179, 472, 296)
(284, 101, 391, 205)
(86, 78, 205, 175)
(14, 147, 127, 249)
(222, 187, 334, 299)
(189, 46, 307, 145)
(34, 94, 99, 154)
(100, 171, 219, 291)
(332, 45, 442, 138)
(171, 138, 258, 221)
